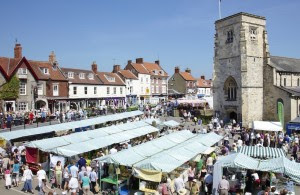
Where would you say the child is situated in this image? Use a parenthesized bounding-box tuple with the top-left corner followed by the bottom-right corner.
(4, 169, 12, 189)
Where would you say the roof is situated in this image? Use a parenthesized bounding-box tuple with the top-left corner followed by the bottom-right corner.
(61, 67, 102, 85)
(97, 72, 125, 86)
(197, 78, 211, 88)
(131, 63, 150, 74)
(277, 86, 300, 97)
(215, 12, 266, 24)
(269, 56, 300, 73)
(252, 121, 283, 131)
(142, 62, 168, 77)
(118, 70, 138, 80)
(179, 72, 196, 81)
(0, 56, 67, 81)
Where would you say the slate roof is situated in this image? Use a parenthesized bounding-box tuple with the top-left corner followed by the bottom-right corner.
(277, 86, 300, 97)
(61, 67, 102, 85)
(270, 56, 300, 73)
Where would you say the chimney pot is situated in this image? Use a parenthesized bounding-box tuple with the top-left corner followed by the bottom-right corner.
(14, 43, 22, 59)
(113, 65, 121, 73)
(201, 75, 205, 80)
(185, 68, 191, 73)
(127, 60, 132, 65)
(136, 58, 143, 64)
(175, 66, 180, 73)
(91, 61, 98, 73)
(155, 60, 160, 65)
(49, 51, 56, 64)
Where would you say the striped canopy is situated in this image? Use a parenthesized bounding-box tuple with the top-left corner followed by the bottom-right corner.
(239, 146, 285, 159)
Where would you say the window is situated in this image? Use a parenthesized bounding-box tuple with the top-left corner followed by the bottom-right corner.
(162, 86, 166, 93)
(156, 78, 158, 84)
(73, 86, 77, 95)
(298, 78, 300, 86)
(146, 78, 149, 83)
(37, 83, 43, 95)
(18, 68, 27, 75)
(53, 84, 59, 96)
(84, 87, 88, 94)
(151, 86, 154, 93)
(19, 82, 26, 95)
(250, 27, 257, 40)
(68, 72, 74, 78)
(159, 70, 163, 75)
(141, 77, 144, 83)
(120, 87, 123, 94)
(141, 87, 144, 93)
(79, 73, 85, 79)
(226, 30, 234, 43)
(40, 68, 49, 74)
(113, 87, 117, 94)
(107, 87, 110, 94)
(224, 76, 237, 101)
(156, 86, 159, 93)
(94, 87, 97, 94)
(283, 78, 286, 86)
(104, 75, 115, 82)
(88, 73, 94, 80)
(162, 78, 166, 84)
(18, 102, 27, 111)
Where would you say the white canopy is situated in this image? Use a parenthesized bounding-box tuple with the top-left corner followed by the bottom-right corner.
(252, 121, 283, 132)
(163, 120, 180, 128)
(0, 110, 143, 141)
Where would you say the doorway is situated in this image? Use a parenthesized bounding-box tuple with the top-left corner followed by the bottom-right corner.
(229, 111, 237, 121)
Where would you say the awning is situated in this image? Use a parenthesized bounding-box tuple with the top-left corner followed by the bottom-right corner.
(239, 146, 285, 159)
(0, 110, 143, 141)
(163, 120, 180, 128)
(252, 121, 283, 131)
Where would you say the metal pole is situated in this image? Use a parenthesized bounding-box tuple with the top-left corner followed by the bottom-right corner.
(218, 0, 222, 19)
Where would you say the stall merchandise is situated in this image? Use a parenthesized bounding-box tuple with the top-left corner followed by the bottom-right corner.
(0, 110, 143, 142)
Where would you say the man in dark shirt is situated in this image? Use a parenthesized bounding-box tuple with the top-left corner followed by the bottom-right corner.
(77, 156, 86, 170)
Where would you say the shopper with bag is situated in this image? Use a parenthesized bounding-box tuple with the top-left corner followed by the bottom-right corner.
(22, 165, 34, 193)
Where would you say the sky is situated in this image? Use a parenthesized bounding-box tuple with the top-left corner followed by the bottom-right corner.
(0, 0, 299, 78)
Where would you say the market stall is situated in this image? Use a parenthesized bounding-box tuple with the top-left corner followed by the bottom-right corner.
(252, 121, 283, 132)
(213, 153, 300, 195)
(286, 116, 300, 135)
(239, 146, 286, 159)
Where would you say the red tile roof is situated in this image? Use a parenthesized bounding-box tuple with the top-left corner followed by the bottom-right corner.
(197, 78, 212, 88)
(97, 72, 125, 86)
(179, 72, 196, 81)
(118, 70, 138, 80)
(142, 62, 168, 77)
(131, 63, 150, 74)
(61, 68, 102, 85)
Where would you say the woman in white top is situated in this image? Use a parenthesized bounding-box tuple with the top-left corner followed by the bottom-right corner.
(22, 166, 34, 193)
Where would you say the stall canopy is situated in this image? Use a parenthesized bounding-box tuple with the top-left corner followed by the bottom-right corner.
(286, 116, 300, 135)
(252, 121, 283, 131)
(50, 125, 159, 157)
(163, 120, 180, 128)
(239, 146, 285, 159)
(213, 153, 300, 193)
(0, 110, 143, 141)
(25, 121, 149, 152)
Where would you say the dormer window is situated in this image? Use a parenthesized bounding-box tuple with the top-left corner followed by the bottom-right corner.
(79, 73, 85, 79)
(226, 30, 234, 43)
(18, 68, 27, 75)
(88, 73, 94, 80)
(68, 72, 74, 78)
(40, 67, 49, 74)
(104, 74, 115, 82)
(159, 70, 163, 75)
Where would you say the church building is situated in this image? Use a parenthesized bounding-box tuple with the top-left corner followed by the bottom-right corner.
(213, 12, 300, 127)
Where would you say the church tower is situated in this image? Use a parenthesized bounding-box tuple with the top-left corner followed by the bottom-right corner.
(212, 12, 268, 126)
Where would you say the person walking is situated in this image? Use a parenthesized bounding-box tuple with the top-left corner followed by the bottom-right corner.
(12, 160, 20, 187)
(37, 165, 47, 189)
(55, 161, 63, 189)
(90, 168, 98, 194)
(190, 179, 200, 195)
(218, 176, 229, 195)
(22, 165, 34, 193)
(69, 177, 79, 195)
(38, 179, 47, 195)
(4, 168, 12, 189)
(81, 172, 91, 195)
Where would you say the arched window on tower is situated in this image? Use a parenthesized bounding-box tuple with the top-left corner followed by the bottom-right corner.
(224, 76, 237, 101)
(297, 78, 300, 86)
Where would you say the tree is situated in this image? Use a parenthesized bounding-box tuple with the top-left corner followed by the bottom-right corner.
(0, 75, 20, 100)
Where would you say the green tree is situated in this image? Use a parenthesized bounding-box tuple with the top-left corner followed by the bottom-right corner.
(0, 75, 20, 100)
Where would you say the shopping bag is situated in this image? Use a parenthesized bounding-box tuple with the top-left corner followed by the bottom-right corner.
(21, 176, 26, 182)
(94, 183, 100, 193)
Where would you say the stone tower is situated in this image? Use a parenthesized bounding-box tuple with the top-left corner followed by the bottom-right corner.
(212, 12, 268, 127)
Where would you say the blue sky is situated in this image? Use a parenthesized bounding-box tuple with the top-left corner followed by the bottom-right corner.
(0, 0, 299, 78)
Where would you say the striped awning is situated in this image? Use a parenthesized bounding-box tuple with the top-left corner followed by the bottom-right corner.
(239, 146, 285, 159)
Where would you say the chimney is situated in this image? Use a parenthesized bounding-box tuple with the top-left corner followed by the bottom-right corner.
(127, 60, 132, 65)
(155, 60, 160, 66)
(136, 58, 143, 64)
(175, 66, 180, 73)
(201, 75, 205, 80)
(113, 65, 120, 73)
(91, 61, 98, 73)
(14, 43, 22, 59)
(185, 68, 191, 73)
(49, 51, 56, 64)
